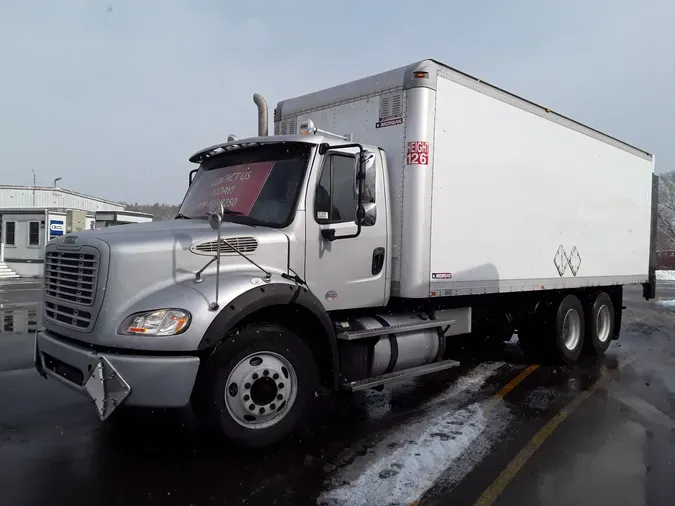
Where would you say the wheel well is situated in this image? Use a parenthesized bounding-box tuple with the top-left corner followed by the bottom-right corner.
(233, 304, 335, 389)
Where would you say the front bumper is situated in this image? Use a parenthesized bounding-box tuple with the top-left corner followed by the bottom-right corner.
(35, 329, 201, 419)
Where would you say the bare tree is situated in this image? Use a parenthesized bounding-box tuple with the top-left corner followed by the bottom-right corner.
(658, 171, 675, 250)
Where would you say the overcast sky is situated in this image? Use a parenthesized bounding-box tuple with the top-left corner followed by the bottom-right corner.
(0, 0, 671, 204)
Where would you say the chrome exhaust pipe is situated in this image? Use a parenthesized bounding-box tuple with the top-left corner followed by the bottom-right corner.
(253, 93, 268, 136)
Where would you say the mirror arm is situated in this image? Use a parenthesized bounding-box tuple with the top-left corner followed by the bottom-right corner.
(211, 217, 222, 311)
(194, 257, 217, 283)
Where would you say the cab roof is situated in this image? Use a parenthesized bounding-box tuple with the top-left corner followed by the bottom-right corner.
(189, 134, 328, 164)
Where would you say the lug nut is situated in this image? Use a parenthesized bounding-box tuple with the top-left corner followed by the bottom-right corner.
(270, 403, 276, 410)
(263, 369, 269, 376)
(243, 394, 250, 401)
(259, 407, 265, 414)
(244, 383, 251, 389)
(277, 394, 283, 401)
(249, 404, 255, 411)
(278, 383, 284, 389)
(252, 373, 259, 380)
(273, 373, 279, 380)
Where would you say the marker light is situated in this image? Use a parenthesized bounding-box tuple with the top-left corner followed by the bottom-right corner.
(118, 309, 191, 336)
(298, 119, 317, 135)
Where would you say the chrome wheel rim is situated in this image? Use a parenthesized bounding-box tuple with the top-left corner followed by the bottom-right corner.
(562, 309, 582, 351)
(596, 304, 612, 343)
(224, 352, 298, 429)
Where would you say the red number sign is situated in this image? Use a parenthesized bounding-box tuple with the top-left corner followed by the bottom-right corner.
(406, 141, 430, 165)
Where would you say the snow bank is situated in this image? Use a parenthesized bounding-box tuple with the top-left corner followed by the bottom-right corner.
(656, 270, 675, 281)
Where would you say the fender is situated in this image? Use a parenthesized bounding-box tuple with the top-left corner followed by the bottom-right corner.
(198, 282, 339, 387)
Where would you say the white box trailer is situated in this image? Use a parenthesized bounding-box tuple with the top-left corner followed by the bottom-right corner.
(34, 59, 657, 448)
(275, 59, 656, 300)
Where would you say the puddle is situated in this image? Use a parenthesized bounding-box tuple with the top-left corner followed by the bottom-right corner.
(0, 308, 39, 334)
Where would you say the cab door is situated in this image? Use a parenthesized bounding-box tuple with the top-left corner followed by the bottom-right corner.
(304, 147, 388, 310)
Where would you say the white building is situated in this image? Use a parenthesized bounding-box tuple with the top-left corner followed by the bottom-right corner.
(0, 186, 153, 278)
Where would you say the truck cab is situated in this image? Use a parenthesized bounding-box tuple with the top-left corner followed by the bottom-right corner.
(35, 124, 417, 448)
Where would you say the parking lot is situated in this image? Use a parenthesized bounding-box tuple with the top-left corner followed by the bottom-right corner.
(1, 280, 675, 506)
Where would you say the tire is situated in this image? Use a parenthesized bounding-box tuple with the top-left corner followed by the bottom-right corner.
(192, 323, 319, 448)
(519, 295, 586, 365)
(583, 292, 614, 356)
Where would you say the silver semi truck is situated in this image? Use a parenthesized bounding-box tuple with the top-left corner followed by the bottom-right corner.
(35, 59, 657, 447)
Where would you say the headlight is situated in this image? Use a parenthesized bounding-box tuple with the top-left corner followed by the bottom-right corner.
(117, 309, 191, 336)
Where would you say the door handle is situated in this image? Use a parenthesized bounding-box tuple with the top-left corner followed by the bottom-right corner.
(372, 247, 385, 275)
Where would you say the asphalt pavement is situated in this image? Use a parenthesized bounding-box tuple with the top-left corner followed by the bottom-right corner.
(1, 281, 675, 506)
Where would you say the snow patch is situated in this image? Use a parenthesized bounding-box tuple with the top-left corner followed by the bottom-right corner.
(362, 362, 502, 421)
(318, 404, 488, 506)
(318, 363, 507, 506)
(656, 299, 675, 307)
(656, 270, 675, 281)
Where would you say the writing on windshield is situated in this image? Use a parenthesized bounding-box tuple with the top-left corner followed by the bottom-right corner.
(195, 161, 275, 214)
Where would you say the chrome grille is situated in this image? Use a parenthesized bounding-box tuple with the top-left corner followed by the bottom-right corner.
(191, 237, 258, 255)
(44, 250, 99, 306)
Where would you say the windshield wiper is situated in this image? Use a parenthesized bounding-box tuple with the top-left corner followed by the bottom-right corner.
(175, 213, 191, 219)
(222, 208, 243, 215)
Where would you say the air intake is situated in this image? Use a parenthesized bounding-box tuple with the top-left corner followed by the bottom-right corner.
(190, 237, 258, 256)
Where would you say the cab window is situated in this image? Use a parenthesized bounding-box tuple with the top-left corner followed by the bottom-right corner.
(314, 154, 357, 224)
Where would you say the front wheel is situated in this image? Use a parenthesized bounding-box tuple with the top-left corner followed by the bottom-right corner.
(192, 324, 319, 448)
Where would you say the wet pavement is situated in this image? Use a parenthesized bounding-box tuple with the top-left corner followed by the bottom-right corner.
(1, 281, 675, 505)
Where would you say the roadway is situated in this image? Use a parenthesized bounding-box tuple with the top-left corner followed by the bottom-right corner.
(1, 280, 674, 505)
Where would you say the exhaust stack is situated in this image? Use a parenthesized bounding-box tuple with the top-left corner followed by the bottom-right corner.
(253, 93, 268, 136)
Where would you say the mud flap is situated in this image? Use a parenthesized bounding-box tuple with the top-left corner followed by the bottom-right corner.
(643, 173, 658, 300)
(83, 357, 131, 421)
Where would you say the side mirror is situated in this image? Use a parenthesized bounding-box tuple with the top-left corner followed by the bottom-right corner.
(352, 157, 360, 198)
(361, 202, 377, 226)
(354, 150, 376, 198)
(208, 200, 223, 230)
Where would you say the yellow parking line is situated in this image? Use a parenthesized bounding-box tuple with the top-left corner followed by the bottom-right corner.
(409, 364, 539, 506)
(472, 373, 609, 506)
(494, 365, 539, 399)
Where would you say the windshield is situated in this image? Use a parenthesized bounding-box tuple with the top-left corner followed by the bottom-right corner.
(178, 142, 312, 226)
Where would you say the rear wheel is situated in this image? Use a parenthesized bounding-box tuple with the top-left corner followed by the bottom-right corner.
(192, 323, 319, 448)
(519, 294, 586, 365)
(583, 292, 614, 356)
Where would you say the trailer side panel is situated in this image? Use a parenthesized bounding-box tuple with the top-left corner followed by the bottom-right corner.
(428, 74, 654, 297)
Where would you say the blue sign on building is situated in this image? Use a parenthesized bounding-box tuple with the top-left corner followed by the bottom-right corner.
(49, 219, 65, 236)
